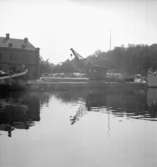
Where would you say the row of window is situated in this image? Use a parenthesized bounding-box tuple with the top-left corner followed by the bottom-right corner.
(0, 52, 37, 63)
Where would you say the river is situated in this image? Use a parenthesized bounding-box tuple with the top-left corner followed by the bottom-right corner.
(0, 87, 157, 167)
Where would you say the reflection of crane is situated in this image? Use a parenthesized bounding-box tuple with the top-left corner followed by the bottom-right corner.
(70, 101, 87, 125)
(70, 48, 107, 80)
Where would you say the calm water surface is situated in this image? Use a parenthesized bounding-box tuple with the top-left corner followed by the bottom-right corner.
(0, 87, 157, 167)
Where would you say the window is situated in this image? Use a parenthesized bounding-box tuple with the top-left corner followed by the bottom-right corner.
(0, 53, 2, 60)
(10, 55, 12, 61)
(9, 54, 15, 61)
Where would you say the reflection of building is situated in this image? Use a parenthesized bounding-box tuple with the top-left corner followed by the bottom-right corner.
(0, 33, 40, 79)
(23, 94, 40, 121)
(147, 88, 157, 106)
(0, 93, 40, 137)
(146, 88, 157, 118)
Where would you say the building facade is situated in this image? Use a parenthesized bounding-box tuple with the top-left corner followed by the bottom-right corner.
(0, 33, 40, 79)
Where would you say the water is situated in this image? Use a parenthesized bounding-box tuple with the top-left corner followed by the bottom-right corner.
(0, 87, 157, 167)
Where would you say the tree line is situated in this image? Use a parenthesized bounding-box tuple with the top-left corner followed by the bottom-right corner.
(40, 44, 157, 76)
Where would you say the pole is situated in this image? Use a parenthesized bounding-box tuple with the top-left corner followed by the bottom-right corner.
(109, 31, 112, 50)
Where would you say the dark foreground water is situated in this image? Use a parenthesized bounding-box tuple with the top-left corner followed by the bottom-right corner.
(0, 87, 157, 167)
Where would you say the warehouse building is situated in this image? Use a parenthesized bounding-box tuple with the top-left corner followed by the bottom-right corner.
(0, 33, 40, 79)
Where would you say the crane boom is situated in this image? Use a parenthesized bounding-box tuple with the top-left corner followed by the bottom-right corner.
(70, 48, 84, 60)
(70, 48, 107, 80)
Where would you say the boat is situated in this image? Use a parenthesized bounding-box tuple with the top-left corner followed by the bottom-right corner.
(0, 69, 28, 91)
(0, 70, 9, 77)
(0, 69, 28, 80)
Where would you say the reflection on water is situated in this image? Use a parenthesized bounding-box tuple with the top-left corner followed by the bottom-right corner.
(0, 87, 157, 167)
(70, 101, 87, 125)
(86, 89, 148, 120)
(1, 87, 157, 137)
(0, 92, 41, 137)
(56, 87, 157, 124)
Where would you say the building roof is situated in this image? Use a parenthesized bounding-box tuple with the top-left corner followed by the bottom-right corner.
(0, 34, 36, 51)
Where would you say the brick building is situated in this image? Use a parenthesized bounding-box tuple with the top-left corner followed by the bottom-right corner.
(0, 33, 40, 79)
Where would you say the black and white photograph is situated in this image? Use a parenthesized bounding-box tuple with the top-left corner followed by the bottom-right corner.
(0, 0, 157, 167)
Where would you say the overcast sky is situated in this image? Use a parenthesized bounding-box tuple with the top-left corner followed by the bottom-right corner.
(0, 0, 157, 64)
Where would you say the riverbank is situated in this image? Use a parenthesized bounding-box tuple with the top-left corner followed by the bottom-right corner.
(27, 78, 147, 91)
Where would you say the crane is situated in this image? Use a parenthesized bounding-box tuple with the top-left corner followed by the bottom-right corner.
(70, 48, 84, 61)
(70, 48, 107, 80)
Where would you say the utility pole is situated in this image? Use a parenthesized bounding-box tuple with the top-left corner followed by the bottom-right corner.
(109, 31, 112, 50)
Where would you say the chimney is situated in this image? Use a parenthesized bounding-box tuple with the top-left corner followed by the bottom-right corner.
(35, 48, 40, 55)
(36, 47, 40, 52)
(22, 38, 28, 48)
(6, 33, 10, 40)
(24, 37, 28, 43)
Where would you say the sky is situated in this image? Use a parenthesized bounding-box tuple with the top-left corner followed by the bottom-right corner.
(0, 0, 157, 64)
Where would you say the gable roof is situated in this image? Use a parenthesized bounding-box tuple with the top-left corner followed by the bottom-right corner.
(0, 35, 36, 51)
